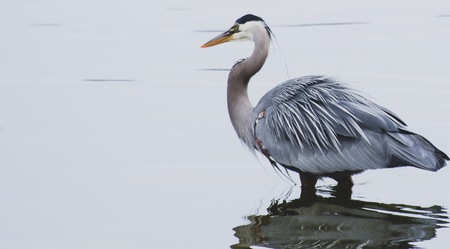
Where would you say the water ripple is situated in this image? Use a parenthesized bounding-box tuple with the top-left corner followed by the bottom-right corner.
(275, 22, 369, 28)
(231, 188, 448, 249)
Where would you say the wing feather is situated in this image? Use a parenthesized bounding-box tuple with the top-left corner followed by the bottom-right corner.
(253, 76, 407, 173)
(255, 76, 400, 151)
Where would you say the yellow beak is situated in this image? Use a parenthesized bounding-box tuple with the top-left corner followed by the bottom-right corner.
(201, 29, 235, 48)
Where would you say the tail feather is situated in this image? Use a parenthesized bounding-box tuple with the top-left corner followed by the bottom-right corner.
(387, 131, 448, 172)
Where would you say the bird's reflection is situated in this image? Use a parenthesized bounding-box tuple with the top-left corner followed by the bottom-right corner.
(231, 187, 448, 249)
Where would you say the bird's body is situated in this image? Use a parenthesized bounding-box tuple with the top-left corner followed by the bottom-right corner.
(254, 76, 446, 174)
(202, 14, 448, 189)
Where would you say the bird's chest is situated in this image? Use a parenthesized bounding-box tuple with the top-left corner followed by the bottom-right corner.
(254, 111, 271, 157)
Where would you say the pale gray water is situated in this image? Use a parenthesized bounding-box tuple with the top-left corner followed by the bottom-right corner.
(1, 0, 450, 248)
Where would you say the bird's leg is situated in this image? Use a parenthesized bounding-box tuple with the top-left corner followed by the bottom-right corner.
(299, 172, 318, 190)
(333, 175, 354, 188)
(325, 173, 354, 199)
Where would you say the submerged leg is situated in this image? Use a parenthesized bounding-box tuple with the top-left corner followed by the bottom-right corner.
(299, 172, 318, 189)
(328, 173, 354, 188)
(299, 172, 318, 200)
(328, 173, 354, 199)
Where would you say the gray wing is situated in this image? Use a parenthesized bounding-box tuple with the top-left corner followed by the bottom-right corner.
(254, 76, 447, 174)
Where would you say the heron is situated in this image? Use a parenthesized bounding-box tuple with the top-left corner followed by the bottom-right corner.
(201, 14, 448, 190)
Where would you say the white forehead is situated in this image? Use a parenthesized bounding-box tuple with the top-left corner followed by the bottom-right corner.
(237, 20, 266, 32)
(233, 20, 267, 41)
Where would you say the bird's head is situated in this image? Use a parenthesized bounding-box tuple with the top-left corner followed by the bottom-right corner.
(201, 14, 272, 48)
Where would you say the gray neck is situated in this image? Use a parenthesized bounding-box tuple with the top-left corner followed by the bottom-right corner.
(227, 28, 270, 148)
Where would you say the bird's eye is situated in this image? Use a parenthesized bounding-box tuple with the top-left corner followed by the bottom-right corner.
(230, 24, 239, 33)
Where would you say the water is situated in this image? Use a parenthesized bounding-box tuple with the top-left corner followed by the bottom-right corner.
(1, 0, 449, 248)
(232, 188, 448, 249)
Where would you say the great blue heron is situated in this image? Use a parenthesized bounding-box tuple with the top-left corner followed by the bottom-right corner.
(201, 14, 448, 190)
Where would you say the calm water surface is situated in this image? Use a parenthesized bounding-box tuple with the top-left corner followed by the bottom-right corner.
(1, 0, 449, 248)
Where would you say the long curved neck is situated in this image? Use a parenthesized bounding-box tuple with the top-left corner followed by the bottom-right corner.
(227, 28, 270, 147)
